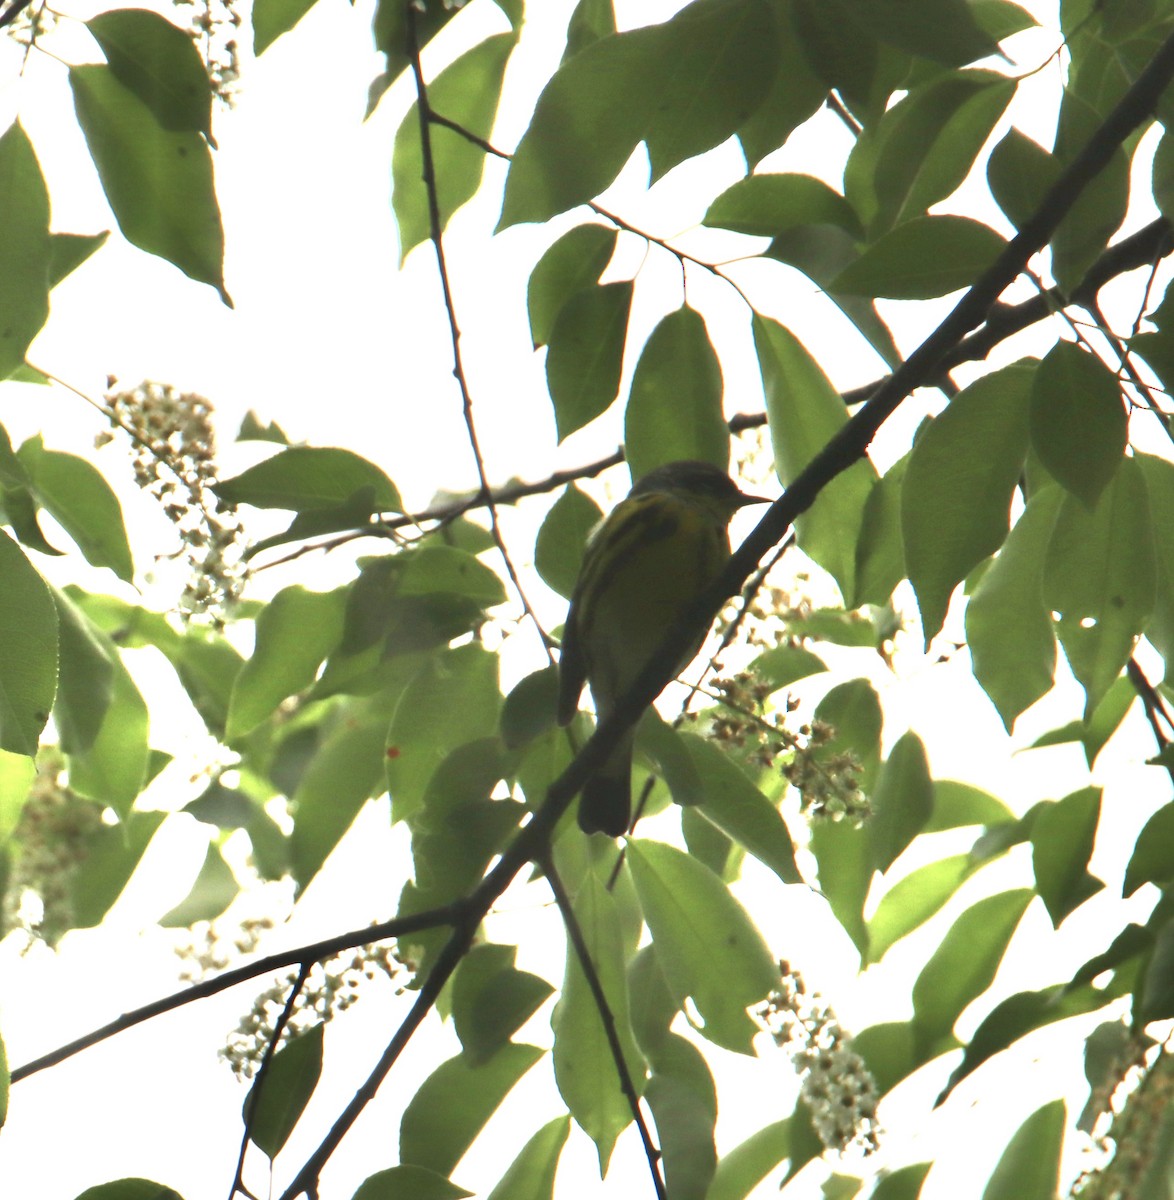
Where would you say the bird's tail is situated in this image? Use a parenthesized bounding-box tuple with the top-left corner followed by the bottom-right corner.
(578, 732, 632, 837)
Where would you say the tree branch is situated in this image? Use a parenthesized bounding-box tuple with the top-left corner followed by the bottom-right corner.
(10, 904, 464, 1083)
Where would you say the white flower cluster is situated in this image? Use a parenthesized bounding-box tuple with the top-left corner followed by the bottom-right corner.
(754, 963, 880, 1156)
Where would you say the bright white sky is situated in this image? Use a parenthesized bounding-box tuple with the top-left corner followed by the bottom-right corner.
(0, 0, 1170, 1197)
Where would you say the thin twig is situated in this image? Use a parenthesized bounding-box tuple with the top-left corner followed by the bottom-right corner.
(229, 960, 313, 1200)
(407, 11, 555, 665)
(541, 852, 666, 1200)
(10, 904, 463, 1082)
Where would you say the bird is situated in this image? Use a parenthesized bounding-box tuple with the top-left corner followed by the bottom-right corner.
(557, 459, 769, 836)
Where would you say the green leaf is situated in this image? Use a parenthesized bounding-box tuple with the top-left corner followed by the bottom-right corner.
(625, 307, 730, 479)
(871, 1163, 932, 1200)
(386, 644, 501, 823)
(74, 1182, 185, 1200)
(911, 889, 1033, 1059)
(752, 643, 826, 691)
(853, 458, 907, 607)
(0, 531, 57, 757)
(227, 586, 346, 738)
(500, 666, 560, 750)
(0, 749, 35, 843)
(833, 215, 1006, 299)
(17, 437, 134, 581)
(160, 841, 238, 926)
(535, 484, 602, 600)
(870, 72, 1014, 232)
(704, 173, 862, 239)
(1140, 918, 1174, 1023)
(866, 855, 977, 965)
(1051, 93, 1128, 291)
(70, 810, 165, 929)
(392, 33, 516, 261)
(705, 1118, 791, 1200)
(484, 1117, 570, 1200)
(1043, 457, 1155, 715)
(646, 1036, 718, 1200)
(49, 231, 110, 288)
(853, 0, 998, 66)
(452, 944, 553, 1066)
(0, 122, 50, 381)
(854, 1021, 917, 1096)
(216, 446, 402, 513)
(353, 1165, 473, 1200)
(399, 1044, 544, 1177)
(245, 1025, 323, 1159)
(628, 839, 777, 1054)
(552, 871, 644, 1170)
(546, 282, 633, 441)
(86, 9, 214, 142)
(680, 733, 800, 885)
(927, 780, 1016, 832)
(987, 126, 1059, 231)
(981, 1101, 1065, 1200)
(1031, 788, 1103, 926)
(1030, 342, 1126, 510)
(253, 0, 320, 53)
(289, 698, 390, 887)
(735, 2, 826, 165)
(1123, 802, 1174, 897)
(869, 731, 933, 874)
(53, 589, 149, 818)
(902, 363, 1033, 642)
(754, 317, 874, 599)
(940, 981, 1123, 1104)
(527, 225, 616, 348)
(69, 65, 228, 303)
(500, 0, 779, 227)
(966, 486, 1062, 730)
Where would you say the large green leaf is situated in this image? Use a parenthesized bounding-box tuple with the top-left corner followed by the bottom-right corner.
(253, 0, 321, 54)
(501, 0, 779, 227)
(705, 173, 862, 239)
(535, 484, 602, 600)
(69, 65, 228, 302)
(17, 436, 134, 582)
(159, 841, 238, 926)
(754, 317, 874, 599)
(393, 33, 516, 261)
(1030, 342, 1126, 510)
(911, 889, 1032, 1059)
(353, 1165, 472, 1200)
(244, 1025, 322, 1159)
(981, 1101, 1065, 1200)
(289, 698, 391, 887)
(833, 216, 1006, 300)
(868, 731, 933, 874)
(625, 307, 729, 479)
(70, 810, 166, 929)
(1030, 787, 1103, 927)
(399, 1044, 545, 1177)
(0, 122, 50, 381)
(681, 733, 800, 886)
(705, 1118, 791, 1200)
(386, 643, 501, 823)
(546, 282, 633, 441)
(552, 870, 644, 1170)
(216, 446, 401, 513)
(484, 1117, 570, 1200)
(452, 944, 553, 1067)
(0, 531, 57, 757)
(1043, 458, 1155, 715)
(527, 224, 616, 348)
(866, 855, 977, 965)
(227, 586, 347, 738)
(53, 588, 149, 819)
(628, 839, 777, 1054)
(646, 1035, 718, 1200)
(86, 9, 214, 142)
(966, 486, 1062, 730)
(866, 72, 1014, 233)
(1123, 802, 1174, 897)
(902, 363, 1033, 643)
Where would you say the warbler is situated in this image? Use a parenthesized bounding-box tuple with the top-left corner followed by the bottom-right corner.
(557, 460, 769, 837)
